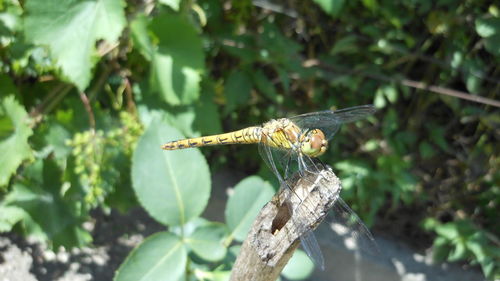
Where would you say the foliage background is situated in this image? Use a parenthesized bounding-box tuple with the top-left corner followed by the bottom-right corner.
(0, 0, 499, 280)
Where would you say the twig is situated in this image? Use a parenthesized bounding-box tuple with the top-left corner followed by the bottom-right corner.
(28, 83, 64, 119)
(87, 63, 113, 101)
(219, 36, 500, 108)
(230, 168, 341, 281)
(123, 77, 137, 113)
(79, 91, 96, 130)
(29, 84, 73, 127)
(252, 0, 298, 18)
(312, 60, 500, 108)
(400, 79, 500, 108)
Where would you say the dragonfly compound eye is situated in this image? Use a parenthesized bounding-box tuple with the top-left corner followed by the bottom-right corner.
(300, 129, 327, 157)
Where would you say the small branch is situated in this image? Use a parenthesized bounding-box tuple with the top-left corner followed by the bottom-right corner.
(29, 84, 73, 127)
(123, 77, 137, 113)
(29, 83, 64, 118)
(88, 63, 113, 101)
(252, 0, 299, 18)
(220, 36, 499, 108)
(79, 91, 96, 130)
(399, 79, 500, 108)
(311, 60, 500, 108)
(230, 168, 341, 281)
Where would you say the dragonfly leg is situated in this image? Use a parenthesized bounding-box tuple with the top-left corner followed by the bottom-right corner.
(298, 155, 307, 177)
(298, 155, 318, 182)
(282, 152, 296, 180)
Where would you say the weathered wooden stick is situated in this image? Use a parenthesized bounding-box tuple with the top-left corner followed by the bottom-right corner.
(230, 167, 341, 281)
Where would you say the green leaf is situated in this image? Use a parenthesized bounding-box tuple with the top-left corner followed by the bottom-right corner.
(130, 14, 153, 60)
(259, 22, 303, 66)
(208, 270, 232, 281)
(135, 78, 221, 139)
(225, 176, 274, 241)
(275, 66, 291, 94)
(114, 232, 187, 281)
(146, 14, 204, 105)
(43, 122, 72, 161)
(479, 259, 496, 280)
(474, 18, 500, 56)
(0, 116, 15, 140)
(432, 236, 451, 262)
(462, 59, 484, 94)
(0, 92, 15, 140)
(421, 217, 439, 231)
(221, 34, 259, 63)
(383, 84, 398, 103)
(361, 0, 378, 10)
(186, 222, 228, 262)
(419, 141, 435, 159)
(362, 139, 378, 152)
(170, 217, 209, 237)
(484, 34, 500, 56)
(24, 0, 126, 90)
(0, 204, 25, 232)
(158, 0, 181, 11)
(448, 241, 467, 262)
(224, 70, 252, 115)
(375, 84, 398, 107)
(194, 79, 223, 135)
(435, 223, 459, 240)
(132, 119, 211, 226)
(330, 35, 359, 54)
(426, 10, 452, 34)
(334, 160, 370, 177)
(5, 159, 91, 248)
(281, 249, 314, 280)
(475, 18, 500, 38)
(0, 95, 33, 187)
(450, 51, 463, 69)
(382, 108, 398, 136)
(312, 0, 345, 18)
(427, 124, 449, 152)
(374, 87, 386, 108)
(163, 79, 222, 138)
(162, 107, 198, 138)
(252, 70, 278, 102)
(0, 10, 21, 33)
(466, 235, 487, 261)
(229, 245, 241, 258)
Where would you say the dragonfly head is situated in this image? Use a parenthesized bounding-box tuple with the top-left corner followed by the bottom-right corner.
(300, 129, 328, 157)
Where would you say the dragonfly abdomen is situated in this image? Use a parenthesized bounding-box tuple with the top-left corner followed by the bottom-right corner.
(161, 126, 262, 150)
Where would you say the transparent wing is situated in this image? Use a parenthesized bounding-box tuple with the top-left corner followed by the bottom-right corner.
(281, 179, 326, 270)
(257, 130, 329, 188)
(258, 107, 378, 268)
(258, 131, 328, 268)
(297, 153, 326, 177)
(289, 105, 376, 140)
(322, 197, 379, 256)
(258, 139, 293, 185)
(299, 227, 325, 270)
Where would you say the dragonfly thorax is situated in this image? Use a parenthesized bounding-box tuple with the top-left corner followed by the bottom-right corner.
(261, 118, 302, 150)
(261, 118, 328, 157)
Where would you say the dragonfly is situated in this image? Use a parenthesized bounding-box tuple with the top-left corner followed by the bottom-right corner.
(162, 104, 378, 268)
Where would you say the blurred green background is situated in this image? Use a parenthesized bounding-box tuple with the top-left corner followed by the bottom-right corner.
(0, 0, 498, 280)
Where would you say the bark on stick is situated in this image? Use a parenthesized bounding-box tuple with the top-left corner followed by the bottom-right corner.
(230, 168, 341, 281)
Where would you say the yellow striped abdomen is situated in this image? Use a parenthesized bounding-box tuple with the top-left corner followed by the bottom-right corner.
(161, 126, 262, 150)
